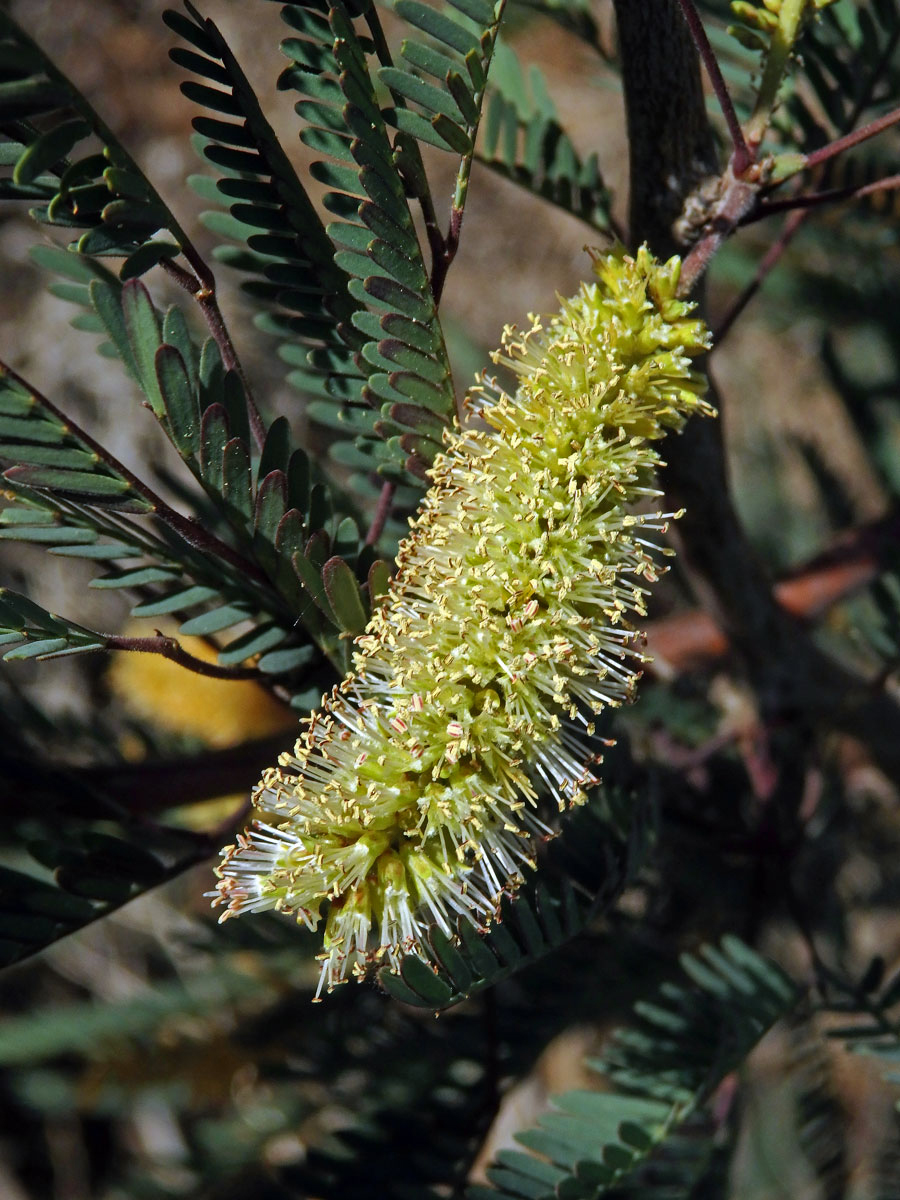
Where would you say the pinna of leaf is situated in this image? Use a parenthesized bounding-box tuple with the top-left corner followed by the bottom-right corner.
(212, 247, 713, 997)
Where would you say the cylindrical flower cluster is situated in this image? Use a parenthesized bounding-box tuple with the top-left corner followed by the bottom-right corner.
(212, 247, 712, 996)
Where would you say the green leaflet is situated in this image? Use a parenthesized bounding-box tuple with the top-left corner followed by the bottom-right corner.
(474, 937, 799, 1200)
(479, 41, 611, 230)
(384, 0, 506, 167)
(0, 12, 191, 277)
(281, 0, 458, 478)
(0, 586, 107, 662)
(171, 0, 460, 488)
(0, 364, 152, 512)
(166, 5, 368, 418)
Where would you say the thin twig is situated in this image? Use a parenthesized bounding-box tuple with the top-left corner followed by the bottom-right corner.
(105, 633, 260, 680)
(677, 167, 760, 295)
(746, 173, 900, 224)
(803, 105, 900, 171)
(714, 52, 900, 335)
(431, 206, 463, 307)
(71, 733, 292, 812)
(365, 481, 397, 547)
(434, 1, 507, 308)
(675, 0, 753, 175)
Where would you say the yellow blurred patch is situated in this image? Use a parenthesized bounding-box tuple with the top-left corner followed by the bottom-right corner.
(107, 623, 295, 750)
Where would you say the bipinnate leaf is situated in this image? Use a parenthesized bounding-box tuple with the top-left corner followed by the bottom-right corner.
(0, 809, 204, 969)
(192, 0, 458, 486)
(165, 1, 366, 411)
(0, 587, 106, 662)
(480, 43, 611, 230)
(379, 0, 506, 172)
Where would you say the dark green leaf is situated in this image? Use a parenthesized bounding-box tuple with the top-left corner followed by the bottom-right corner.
(3, 466, 134, 503)
(217, 622, 287, 665)
(367, 559, 393, 605)
(292, 550, 337, 625)
(393, 952, 455, 1006)
(221, 436, 253, 522)
(156, 344, 200, 456)
(257, 643, 317, 674)
(380, 66, 466, 122)
(395, 1, 482, 56)
(321, 555, 368, 633)
(179, 604, 253, 636)
(130, 586, 219, 617)
(12, 117, 89, 185)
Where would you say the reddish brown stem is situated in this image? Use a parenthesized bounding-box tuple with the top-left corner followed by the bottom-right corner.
(746, 173, 900, 224)
(675, 0, 753, 175)
(68, 733, 291, 812)
(804, 106, 900, 170)
(677, 167, 760, 295)
(365, 481, 397, 547)
(646, 509, 898, 675)
(430, 205, 463, 307)
(719, 166, 900, 343)
(105, 634, 260, 680)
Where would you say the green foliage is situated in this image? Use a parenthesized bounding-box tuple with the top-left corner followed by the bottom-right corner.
(0, 12, 187, 275)
(173, 0, 463, 487)
(480, 42, 611, 229)
(0, 730, 206, 968)
(381, 784, 651, 1009)
(166, 3, 367, 403)
(775, 0, 900, 152)
(0, 586, 107, 661)
(473, 938, 798, 1200)
(0, 361, 151, 510)
(383, 0, 506, 160)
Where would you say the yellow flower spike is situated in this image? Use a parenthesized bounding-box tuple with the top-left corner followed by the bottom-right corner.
(211, 247, 714, 998)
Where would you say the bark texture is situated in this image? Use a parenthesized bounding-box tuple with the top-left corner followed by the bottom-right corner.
(612, 0, 900, 769)
(613, 0, 718, 254)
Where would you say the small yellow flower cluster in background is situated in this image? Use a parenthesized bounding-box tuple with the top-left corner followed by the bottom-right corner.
(213, 247, 713, 997)
(108, 627, 294, 829)
(108, 625, 293, 750)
